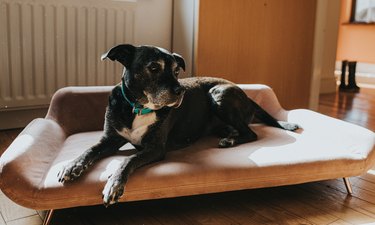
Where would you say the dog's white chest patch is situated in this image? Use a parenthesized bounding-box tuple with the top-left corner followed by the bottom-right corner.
(116, 112, 157, 145)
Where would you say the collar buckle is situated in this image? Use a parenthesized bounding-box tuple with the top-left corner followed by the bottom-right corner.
(121, 80, 154, 116)
(132, 107, 143, 116)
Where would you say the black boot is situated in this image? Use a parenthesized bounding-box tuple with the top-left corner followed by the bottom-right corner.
(339, 60, 348, 91)
(347, 61, 360, 92)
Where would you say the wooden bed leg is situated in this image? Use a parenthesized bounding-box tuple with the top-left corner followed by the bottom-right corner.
(42, 209, 54, 225)
(343, 177, 353, 195)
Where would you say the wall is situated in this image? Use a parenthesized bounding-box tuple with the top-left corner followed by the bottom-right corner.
(316, 0, 341, 95)
(172, 0, 197, 77)
(0, 0, 173, 129)
(195, 0, 317, 109)
(337, 0, 375, 63)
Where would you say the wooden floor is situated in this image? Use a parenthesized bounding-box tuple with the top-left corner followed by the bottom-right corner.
(319, 86, 375, 131)
(0, 86, 375, 225)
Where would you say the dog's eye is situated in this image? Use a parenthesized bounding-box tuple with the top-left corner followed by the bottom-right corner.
(174, 68, 180, 77)
(148, 63, 160, 73)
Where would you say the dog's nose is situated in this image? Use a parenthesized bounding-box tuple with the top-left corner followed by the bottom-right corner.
(173, 86, 185, 95)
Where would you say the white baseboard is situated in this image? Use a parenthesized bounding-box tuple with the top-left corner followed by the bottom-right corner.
(335, 61, 375, 85)
(334, 71, 375, 86)
(0, 108, 48, 130)
(356, 74, 375, 86)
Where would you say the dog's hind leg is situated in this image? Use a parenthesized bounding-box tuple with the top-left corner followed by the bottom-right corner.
(217, 124, 258, 148)
(212, 124, 239, 138)
(209, 84, 258, 148)
(252, 101, 300, 131)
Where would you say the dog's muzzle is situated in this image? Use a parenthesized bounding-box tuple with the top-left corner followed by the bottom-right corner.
(143, 88, 186, 110)
(171, 91, 185, 108)
(172, 86, 185, 96)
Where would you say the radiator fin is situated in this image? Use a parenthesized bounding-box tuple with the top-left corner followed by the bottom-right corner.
(0, 0, 136, 110)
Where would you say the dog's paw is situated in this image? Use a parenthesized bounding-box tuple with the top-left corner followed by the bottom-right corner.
(102, 175, 125, 207)
(218, 138, 236, 148)
(278, 121, 301, 131)
(217, 126, 239, 138)
(57, 160, 87, 183)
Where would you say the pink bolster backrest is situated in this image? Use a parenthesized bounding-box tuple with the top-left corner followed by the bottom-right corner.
(46, 84, 283, 135)
(238, 84, 284, 119)
(46, 86, 113, 135)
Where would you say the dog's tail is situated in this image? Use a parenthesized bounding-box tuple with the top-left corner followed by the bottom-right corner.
(250, 99, 300, 131)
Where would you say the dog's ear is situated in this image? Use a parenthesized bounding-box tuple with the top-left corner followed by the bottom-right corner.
(172, 53, 185, 71)
(101, 44, 136, 68)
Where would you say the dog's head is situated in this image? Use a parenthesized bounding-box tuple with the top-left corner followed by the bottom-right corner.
(101, 44, 186, 110)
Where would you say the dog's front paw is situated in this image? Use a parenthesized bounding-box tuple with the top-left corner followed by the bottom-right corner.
(102, 174, 125, 207)
(218, 138, 236, 148)
(57, 160, 87, 183)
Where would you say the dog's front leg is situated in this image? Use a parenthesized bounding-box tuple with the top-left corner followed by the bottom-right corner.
(58, 134, 127, 183)
(102, 144, 165, 206)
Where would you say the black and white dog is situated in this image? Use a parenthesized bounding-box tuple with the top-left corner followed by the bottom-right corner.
(57, 44, 300, 206)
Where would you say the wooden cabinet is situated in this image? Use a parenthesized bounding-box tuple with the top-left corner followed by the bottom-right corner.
(195, 0, 317, 109)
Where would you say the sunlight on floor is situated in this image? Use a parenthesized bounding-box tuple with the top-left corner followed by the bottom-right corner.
(366, 169, 375, 176)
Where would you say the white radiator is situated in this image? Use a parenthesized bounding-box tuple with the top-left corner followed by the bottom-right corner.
(0, 0, 137, 110)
